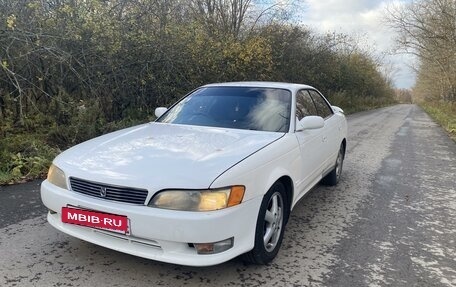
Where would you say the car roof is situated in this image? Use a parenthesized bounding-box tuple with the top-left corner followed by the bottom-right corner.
(202, 81, 315, 92)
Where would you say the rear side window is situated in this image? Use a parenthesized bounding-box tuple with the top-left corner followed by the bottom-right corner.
(296, 90, 318, 120)
(308, 90, 333, 118)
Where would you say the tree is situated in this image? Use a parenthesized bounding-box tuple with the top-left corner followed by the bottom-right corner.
(387, 0, 456, 101)
(189, 0, 252, 37)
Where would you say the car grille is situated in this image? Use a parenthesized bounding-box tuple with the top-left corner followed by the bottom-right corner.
(69, 177, 148, 205)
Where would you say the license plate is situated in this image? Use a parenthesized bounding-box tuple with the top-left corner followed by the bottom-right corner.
(62, 206, 129, 234)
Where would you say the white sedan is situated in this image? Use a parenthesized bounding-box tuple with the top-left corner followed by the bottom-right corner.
(41, 82, 347, 266)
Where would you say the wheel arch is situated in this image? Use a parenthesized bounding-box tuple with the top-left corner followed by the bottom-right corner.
(276, 175, 294, 224)
(341, 138, 347, 155)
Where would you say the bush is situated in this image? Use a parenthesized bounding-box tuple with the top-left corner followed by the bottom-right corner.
(46, 97, 106, 147)
(328, 91, 397, 114)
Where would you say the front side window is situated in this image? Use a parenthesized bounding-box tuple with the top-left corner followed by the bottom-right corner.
(157, 87, 292, 132)
(308, 90, 333, 118)
(296, 90, 318, 120)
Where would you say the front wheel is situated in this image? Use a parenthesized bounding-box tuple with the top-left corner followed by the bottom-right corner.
(243, 181, 287, 265)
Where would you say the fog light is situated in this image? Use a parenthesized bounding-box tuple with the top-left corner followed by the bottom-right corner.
(193, 238, 233, 255)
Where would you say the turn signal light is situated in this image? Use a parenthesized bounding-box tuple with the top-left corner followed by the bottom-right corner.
(227, 186, 244, 207)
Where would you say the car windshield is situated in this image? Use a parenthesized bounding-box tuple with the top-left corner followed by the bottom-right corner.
(157, 87, 292, 132)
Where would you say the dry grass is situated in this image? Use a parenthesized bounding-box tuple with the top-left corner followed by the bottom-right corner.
(420, 101, 456, 142)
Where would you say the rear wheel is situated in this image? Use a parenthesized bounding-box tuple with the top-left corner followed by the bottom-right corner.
(322, 143, 345, 186)
(243, 181, 287, 264)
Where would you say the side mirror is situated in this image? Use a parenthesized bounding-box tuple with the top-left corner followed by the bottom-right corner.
(332, 106, 344, 114)
(155, 107, 168, 118)
(296, 116, 324, 131)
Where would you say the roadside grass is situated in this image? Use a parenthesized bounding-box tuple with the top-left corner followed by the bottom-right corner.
(0, 133, 59, 185)
(420, 101, 456, 142)
(0, 171, 12, 184)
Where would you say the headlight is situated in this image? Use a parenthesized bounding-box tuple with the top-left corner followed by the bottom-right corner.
(149, 186, 245, 211)
(47, 164, 68, 190)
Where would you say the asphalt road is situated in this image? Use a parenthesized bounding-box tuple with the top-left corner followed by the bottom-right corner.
(0, 104, 455, 287)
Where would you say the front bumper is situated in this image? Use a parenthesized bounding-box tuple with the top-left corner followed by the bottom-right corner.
(41, 180, 261, 266)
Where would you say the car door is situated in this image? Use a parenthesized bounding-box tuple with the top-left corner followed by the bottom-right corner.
(294, 90, 327, 198)
(308, 89, 339, 173)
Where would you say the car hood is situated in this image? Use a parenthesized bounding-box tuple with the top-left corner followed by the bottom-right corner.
(55, 123, 283, 191)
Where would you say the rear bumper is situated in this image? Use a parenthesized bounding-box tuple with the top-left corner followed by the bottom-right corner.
(41, 180, 261, 266)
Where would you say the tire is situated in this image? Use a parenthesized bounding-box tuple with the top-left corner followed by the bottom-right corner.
(243, 181, 287, 265)
(322, 143, 345, 186)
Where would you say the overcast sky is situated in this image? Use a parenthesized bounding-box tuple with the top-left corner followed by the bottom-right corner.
(295, 0, 416, 89)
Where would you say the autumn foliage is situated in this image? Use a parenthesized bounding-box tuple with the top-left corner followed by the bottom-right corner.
(0, 0, 395, 183)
